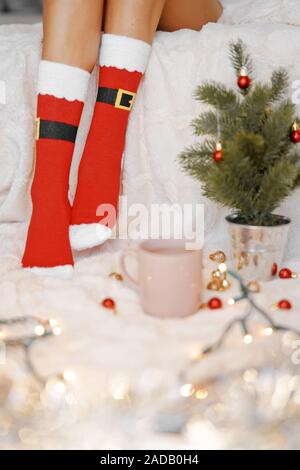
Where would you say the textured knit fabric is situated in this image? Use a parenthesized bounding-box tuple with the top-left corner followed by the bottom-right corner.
(70, 35, 151, 251)
(22, 95, 84, 268)
(71, 66, 143, 228)
(22, 61, 90, 269)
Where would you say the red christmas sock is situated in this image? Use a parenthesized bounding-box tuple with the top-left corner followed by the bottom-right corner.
(70, 34, 151, 251)
(22, 60, 90, 277)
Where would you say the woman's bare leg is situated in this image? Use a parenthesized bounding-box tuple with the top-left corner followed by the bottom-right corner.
(22, 1, 104, 273)
(70, 0, 164, 250)
(159, 0, 223, 32)
(104, 0, 166, 44)
(43, 0, 104, 72)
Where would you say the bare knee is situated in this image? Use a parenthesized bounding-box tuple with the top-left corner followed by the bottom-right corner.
(159, 0, 223, 32)
(104, 0, 166, 44)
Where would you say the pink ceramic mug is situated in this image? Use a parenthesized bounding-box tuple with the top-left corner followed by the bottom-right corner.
(121, 240, 203, 318)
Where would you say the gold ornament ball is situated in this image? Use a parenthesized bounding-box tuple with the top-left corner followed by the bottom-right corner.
(209, 251, 226, 264)
(221, 279, 232, 291)
(212, 269, 223, 280)
(207, 280, 222, 291)
(109, 272, 124, 282)
(247, 281, 261, 293)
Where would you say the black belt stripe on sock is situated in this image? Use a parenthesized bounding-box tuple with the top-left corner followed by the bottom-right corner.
(97, 87, 136, 110)
(37, 119, 78, 143)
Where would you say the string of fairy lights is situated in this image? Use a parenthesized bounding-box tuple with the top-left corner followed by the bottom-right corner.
(0, 262, 300, 408)
(171, 266, 300, 397)
(202, 269, 299, 352)
(0, 315, 62, 384)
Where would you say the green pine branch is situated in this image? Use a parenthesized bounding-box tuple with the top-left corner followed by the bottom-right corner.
(254, 157, 300, 214)
(180, 140, 215, 180)
(195, 82, 239, 110)
(192, 111, 218, 136)
(229, 39, 253, 77)
(261, 100, 295, 162)
(270, 68, 289, 102)
(193, 110, 241, 140)
(203, 157, 256, 215)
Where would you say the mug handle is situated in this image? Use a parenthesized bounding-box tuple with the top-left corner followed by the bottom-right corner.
(120, 249, 139, 291)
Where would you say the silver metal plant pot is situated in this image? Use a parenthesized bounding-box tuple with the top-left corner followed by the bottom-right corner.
(226, 214, 291, 282)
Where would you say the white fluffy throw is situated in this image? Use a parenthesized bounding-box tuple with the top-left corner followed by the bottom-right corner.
(1, 1, 300, 258)
(1, 0, 300, 449)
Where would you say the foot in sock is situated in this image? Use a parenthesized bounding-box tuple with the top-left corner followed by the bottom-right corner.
(22, 60, 90, 277)
(70, 34, 151, 251)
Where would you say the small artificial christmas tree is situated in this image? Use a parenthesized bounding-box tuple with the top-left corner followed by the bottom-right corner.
(179, 40, 300, 226)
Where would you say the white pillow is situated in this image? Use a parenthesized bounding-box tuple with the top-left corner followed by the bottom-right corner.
(220, 0, 300, 26)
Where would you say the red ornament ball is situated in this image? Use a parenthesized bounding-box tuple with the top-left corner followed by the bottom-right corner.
(291, 130, 300, 144)
(271, 263, 278, 276)
(279, 268, 293, 279)
(102, 298, 116, 310)
(237, 75, 251, 90)
(213, 150, 223, 162)
(208, 297, 223, 310)
(278, 299, 292, 310)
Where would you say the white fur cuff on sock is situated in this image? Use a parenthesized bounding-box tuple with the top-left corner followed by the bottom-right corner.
(37, 60, 90, 102)
(27, 265, 74, 279)
(70, 224, 112, 251)
(100, 34, 151, 73)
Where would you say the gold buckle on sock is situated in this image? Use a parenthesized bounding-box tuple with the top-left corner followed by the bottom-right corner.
(35, 117, 41, 141)
(115, 89, 136, 111)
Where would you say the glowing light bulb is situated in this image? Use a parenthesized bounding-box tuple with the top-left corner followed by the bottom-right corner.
(218, 263, 227, 273)
(34, 325, 45, 337)
(243, 369, 258, 383)
(228, 298, 236, 306)
(53, 380, 66, 395)
(112, 382, 128, 400)
(62, 370, 76, 383)
(195, 389, 208, 400)
(191, 345, 204, 361)
(179, 383, 195, 398)
(263, 327, 273, 337)
(243, 334, 253, 345)
(52, 326, 62, 336)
